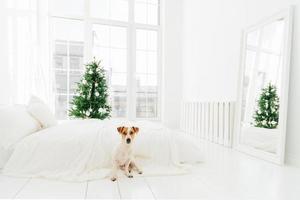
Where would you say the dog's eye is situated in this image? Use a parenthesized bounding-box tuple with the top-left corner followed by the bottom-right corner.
(130, 131, 134, 135)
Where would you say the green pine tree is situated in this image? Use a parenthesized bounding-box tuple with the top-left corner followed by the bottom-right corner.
(69, 59, 112, 119)
(253, 83, 279, 129)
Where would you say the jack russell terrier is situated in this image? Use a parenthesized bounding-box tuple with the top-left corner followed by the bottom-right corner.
(110, 126, 143, 181)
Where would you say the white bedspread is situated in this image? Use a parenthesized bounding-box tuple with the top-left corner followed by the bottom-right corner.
(2, 120, 202, 181)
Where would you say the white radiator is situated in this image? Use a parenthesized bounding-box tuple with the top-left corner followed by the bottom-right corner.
(180, 101, 235, 147)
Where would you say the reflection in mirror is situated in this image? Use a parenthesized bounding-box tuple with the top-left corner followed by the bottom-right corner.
(241, 18, 286, 154)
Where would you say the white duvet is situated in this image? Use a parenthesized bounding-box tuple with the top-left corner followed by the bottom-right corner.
(3, 120, 202, 181)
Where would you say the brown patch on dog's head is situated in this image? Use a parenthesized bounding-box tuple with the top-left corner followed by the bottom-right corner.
(117, 126, 127, 135)
(117, 126, 140, 145)
(132, 126, 139, 134)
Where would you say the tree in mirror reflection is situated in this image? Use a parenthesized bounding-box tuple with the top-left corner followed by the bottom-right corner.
(253, 83, 279, 129)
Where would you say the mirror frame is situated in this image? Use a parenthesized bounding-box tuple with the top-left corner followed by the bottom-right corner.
(234, 7, 294, 164)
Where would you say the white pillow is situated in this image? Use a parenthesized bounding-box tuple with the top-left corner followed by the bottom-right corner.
(27, 96, 57, 128)
(0, 105, 41, 150)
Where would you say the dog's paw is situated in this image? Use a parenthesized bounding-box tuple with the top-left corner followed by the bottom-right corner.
(127, 175, 133, 178)
(138, 171, 143, 174)
(111, 177, 117, 182)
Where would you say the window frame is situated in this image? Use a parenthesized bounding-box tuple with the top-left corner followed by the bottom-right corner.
(49, 0, 162, 121)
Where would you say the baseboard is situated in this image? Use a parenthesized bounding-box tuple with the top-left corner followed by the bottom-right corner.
(285, 153, 300, 168)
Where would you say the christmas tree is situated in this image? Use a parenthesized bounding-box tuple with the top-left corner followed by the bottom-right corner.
(253, 83, 279, 129)
(69, 59, 111, 119)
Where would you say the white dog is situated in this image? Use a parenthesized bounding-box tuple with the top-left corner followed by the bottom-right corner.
(110, 126, 142, 181)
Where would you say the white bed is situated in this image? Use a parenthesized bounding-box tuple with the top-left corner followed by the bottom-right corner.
(0, 104, 42, 169)
(1, 119, 203, 181)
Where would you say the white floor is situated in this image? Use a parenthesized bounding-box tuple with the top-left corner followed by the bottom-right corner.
(1, 140, 300, 200)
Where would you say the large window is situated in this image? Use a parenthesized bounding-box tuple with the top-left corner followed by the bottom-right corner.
(51, 0, 161, 120)
(136, 29, 158, 118)
(52, 18, 85, 119)
(92, 24, 128, 117)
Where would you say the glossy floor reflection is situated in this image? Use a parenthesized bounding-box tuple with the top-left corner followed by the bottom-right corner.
(1, 139, 300, 200)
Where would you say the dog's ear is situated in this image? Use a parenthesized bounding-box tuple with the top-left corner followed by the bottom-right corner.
(132, 126, 139, 134)
(117, 126, 125, 134)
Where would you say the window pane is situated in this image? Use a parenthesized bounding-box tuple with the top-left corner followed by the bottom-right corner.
(111, 49, 127, 73)
(55, 71, 67, 93)
(53, 56, 67, 70)
(55, 43, 67, 55)
(136, 28, 158, 118)
(136, 74, 147, 87)
(54, 42, 67, 70)
(90, 0, 109, 19)
(69, 71, 82, 94)
(261, 19, 285, 53)
(244, 50, 256, 79)
(55, 95, 68, 120)
(93, 24, 127, 73)
(7, 0, 37, 10)
(241, 50, 256, 122)
(136, 93, 147, 118)
(68, 95, 74, 106)
(111, 73, 127, 86)
(258, 52, 281, 90)
(135, 2, 147, 24)
(90, 0, 128, 22)
(148, 52, 157, 74)
(51, 0, 85, 17)
(70, 43, 84, 57)
(147, 74, 157, 86)
(93, 24, 127, 118)
(52, 19, 84, 119)
(70, 56, 83, 71)
(136, 51, 157, 74)
(136, 29, 157, 51)
(136, 73, 158, 118)
(136, 51, 147, 73)
(110, 28, 127, 48)
(69, 42, 84, 70)
(148, 4, 158, 25)
(93, 26, 110, 47)
(93, 25, 127, 48)
(93, 47, 109, 68)
(111, 90, 127, 117)
(247, 30, 260, 47)
(135, 0, 159, 25)
(147, 93, 158, 118)
(136, 74, 157, 88)
(52, 18, 84, 42)
(111, 0, 128, 21)
(136, 93, 157, 118)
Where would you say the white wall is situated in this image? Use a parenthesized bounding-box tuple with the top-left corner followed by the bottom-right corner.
(181, 0, 245, 102)
(162, 0, 183, 129)
(181, 0, 300, 166)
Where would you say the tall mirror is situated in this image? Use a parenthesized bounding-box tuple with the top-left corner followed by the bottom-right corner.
(235, 8, 293, 164)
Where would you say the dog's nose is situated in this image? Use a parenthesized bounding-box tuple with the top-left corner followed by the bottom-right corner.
(126, 138, 131, 144)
